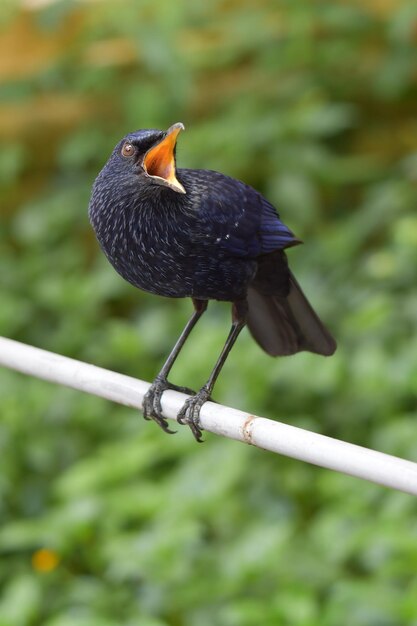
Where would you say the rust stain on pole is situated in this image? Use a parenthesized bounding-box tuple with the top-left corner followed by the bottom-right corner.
(242, 414, 256, 444)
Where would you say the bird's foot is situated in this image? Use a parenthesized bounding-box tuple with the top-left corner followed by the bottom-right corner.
(143, 377, 175, 434)
(177, 386, 212, 442)
(143, 377, 195, 435)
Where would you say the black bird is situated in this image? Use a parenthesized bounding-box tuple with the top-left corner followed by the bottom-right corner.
(89, 122, 336, 441)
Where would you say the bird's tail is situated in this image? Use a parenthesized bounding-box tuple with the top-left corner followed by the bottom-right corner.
(246, 272, 336, 356)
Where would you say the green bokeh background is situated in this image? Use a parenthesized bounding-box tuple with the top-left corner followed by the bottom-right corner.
(1, 1, 417, 624)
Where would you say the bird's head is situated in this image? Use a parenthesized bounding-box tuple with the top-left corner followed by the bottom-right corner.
(103, 122, 186, 195)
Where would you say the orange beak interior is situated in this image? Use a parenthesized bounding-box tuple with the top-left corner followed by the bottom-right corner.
(143, 123, 185, 193)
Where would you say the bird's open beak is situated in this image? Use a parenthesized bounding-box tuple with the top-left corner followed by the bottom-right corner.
(143, 122, 186, 194)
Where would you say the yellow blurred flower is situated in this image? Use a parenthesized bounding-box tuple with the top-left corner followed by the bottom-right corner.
(31, 548, 59, 573)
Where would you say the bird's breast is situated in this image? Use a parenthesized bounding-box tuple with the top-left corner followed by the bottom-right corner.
(90, 201, 255, 301)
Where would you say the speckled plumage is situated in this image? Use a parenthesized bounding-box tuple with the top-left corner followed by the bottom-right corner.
(89, 133, 298, 302)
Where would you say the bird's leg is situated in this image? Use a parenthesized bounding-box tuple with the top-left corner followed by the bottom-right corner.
(178, 299, 248, 442)
(142, 299, 208, 434)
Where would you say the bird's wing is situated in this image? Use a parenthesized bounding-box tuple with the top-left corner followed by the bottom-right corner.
(257, 197, 301, 253)
(193, 171, 300, 258)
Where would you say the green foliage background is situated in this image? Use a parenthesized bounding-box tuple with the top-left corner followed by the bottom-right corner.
(1, 1, 417, 624)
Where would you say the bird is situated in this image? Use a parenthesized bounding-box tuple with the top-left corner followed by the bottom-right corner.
(88, 122, 336, 441)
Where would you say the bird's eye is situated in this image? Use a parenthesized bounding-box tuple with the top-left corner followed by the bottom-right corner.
(121, 142, 135, 158)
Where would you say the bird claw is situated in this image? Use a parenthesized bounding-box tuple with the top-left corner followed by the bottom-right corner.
(177, 386, 211, 442)
(142, 377, 178, 435)
(143, 377, 210, 442)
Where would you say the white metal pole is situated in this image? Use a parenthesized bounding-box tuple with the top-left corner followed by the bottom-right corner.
(0, 335, 416, 496)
